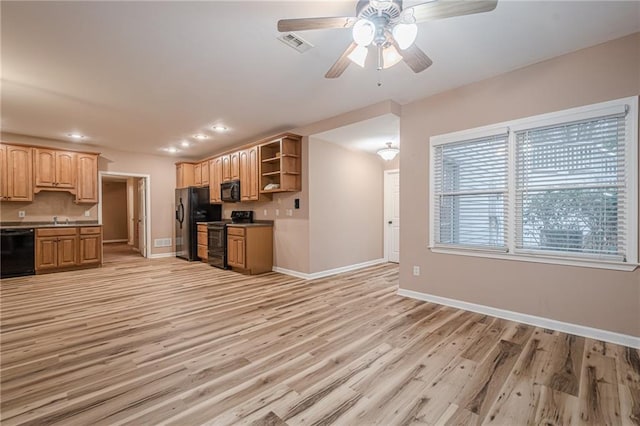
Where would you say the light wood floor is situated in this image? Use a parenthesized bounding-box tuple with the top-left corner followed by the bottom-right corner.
(103, 242, 144, 264)
(1, 256, 638, 425)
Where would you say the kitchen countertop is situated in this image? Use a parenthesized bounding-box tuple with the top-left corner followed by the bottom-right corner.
(226, 222, 273, 228)
(0, 221, 100, 230)
(196, 220, 274, 228)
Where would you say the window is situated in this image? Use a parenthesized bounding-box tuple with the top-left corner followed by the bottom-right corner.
(429, 97, 638, 271)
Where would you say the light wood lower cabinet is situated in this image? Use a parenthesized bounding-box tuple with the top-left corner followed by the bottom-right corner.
(197, 223, 208, 261)
(226, 225, 272, 275)
(79, 227, 102, 265)
(36, 226, 102, 273)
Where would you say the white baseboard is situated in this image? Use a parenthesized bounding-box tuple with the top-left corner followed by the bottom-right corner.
(273, 258, 387, 280)
(397, 288, 640, 349)
(148, 252, 176, 259)
(103, 239, 129, 244)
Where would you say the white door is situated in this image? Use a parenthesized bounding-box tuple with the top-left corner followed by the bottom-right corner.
(384, 170, 400, 263)
(137, 178, 147, 257)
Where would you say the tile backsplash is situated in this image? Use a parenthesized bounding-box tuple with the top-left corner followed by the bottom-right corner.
(0, 192, 98, 223)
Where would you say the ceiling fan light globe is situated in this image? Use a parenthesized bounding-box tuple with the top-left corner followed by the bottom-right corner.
(392, 23, 418, 50)
(352, 19, 375, 46)
(382, 45, 403, 69)
(347, 44, 368, 67)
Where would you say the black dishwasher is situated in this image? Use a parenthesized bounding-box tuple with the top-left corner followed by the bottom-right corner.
(1, 228, 35, 279)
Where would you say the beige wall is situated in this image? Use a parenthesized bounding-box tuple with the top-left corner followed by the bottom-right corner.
(0, 191, 98, 222)
(0, 133, 179, 255)
(102, 181, 128, 241)
(400, 33, 640, 337)
(309, 137, 384, 273)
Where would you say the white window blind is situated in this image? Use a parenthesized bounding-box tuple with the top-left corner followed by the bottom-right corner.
(429, 97, 637, 270)
(515, 113, 627, 260)
(433, 134, 508, 250)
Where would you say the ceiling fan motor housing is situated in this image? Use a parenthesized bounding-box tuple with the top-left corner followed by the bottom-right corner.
(356, 0, 403, 47)
(356, 0, 403, 21)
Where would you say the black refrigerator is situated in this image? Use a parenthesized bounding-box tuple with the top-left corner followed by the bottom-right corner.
(175, 187, 221, 261)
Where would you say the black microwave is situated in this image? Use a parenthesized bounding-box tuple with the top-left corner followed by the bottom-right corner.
(220, 180, 240, 202)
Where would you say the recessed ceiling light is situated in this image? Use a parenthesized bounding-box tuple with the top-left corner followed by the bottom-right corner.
(211, 125, 227, 132)
(166, 147, 178, 153)
(193, 134, 209, 140)
(67, 133, 85, 140)
(180, 141, 190, 148)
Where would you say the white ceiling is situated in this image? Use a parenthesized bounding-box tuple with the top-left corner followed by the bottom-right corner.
(2, 1, 638, 159)
(314, 113, 400, 154)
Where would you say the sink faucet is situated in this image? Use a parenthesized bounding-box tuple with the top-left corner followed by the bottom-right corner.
(65, 218, 70, 225)
(53, 216, 58, 225)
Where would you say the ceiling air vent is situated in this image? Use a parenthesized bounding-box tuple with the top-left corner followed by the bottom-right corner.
(278, 32, 314, 53)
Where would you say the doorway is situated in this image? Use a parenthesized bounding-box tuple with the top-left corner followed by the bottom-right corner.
(384, 169, 400, 263)
(98, 172, 151, 262)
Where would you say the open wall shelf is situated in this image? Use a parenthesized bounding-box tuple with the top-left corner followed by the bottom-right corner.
(259, 136, 301, 193)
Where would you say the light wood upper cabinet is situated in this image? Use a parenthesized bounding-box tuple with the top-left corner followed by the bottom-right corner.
(176, 163, 195, 188)
(209, 157, 223, 203)
(35, 149, 76, 189)
(35, 149, 56, 187)
(240, 146, 261, 201)
(230, 152, 240, 181)
(222, 155, 231, 182)
(0, 145, 5, 199)
(56, 151, 76, 188)
(194, 163, 202, 186)
(178, 132, 301, 203)
(2, 144, 33, 202)
(76, 153, 98, 203)
(221, 152, 240, 182)
(200, 160, 210, 186)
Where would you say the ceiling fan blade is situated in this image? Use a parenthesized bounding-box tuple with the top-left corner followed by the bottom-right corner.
(325, 42, 358, 79)
(405, 0, 498, 23)
(277, 17, 357, 32)
(393, 40, 433, 73)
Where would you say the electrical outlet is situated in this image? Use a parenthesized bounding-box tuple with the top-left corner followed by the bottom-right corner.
(263, 209, 267, 216)
(18, 210, 26, 218)
(275, 209, 280, 216)
(286, 209, 293, 217)
(413, 266, 420, 276)
(84, 210, 91, 217)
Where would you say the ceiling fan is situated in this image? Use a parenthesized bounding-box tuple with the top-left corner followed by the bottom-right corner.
(277, 0, 498, 78)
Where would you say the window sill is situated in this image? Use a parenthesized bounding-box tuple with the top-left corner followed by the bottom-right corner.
(429, 246, 638, 272)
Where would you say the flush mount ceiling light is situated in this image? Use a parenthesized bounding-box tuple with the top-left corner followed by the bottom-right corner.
(180, 141, 190, 148)
(277, 0, 498, 78)
(377, 142, 399, 161)
(67, 133, 85, 140)
(166, 147, 178, 153)
(193, 134, 209, 140)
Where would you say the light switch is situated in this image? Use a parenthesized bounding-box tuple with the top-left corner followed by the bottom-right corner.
(85, 210, 91, 217)
(275, 209, 280, 216)
(286, 209, 293, 217)
(263, 209, 268, 216)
